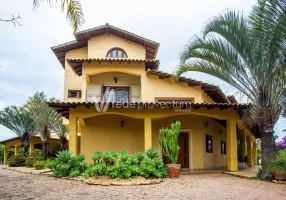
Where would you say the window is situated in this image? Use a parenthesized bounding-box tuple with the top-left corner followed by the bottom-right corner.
(103, 86, 129, 103)
(206, 134, 213, 153)
(221, 141, 226, 154)
(68, 90, 81, 98)
(106, 48, 127, 58)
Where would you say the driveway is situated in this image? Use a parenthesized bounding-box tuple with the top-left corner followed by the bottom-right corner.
(0, 168, 285, 200)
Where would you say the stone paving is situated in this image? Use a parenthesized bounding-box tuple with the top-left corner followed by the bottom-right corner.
(0, 168, 285, 200)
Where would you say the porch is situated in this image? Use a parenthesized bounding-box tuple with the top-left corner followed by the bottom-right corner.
(48, 101, 255, 172)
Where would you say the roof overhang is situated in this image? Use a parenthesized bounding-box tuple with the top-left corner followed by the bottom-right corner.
(48, 101, 250, 119)
(146, 69, 230, 103)
(67, 58, 159, 76)
(51, 24, 160, 68)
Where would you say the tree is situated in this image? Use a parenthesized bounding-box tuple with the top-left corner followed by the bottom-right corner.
(28, 92, 61, 159)
(52, 119, 69, 150)
(1, 1, 84, 32)
(0, 106, 34, 153)
(33, 0, 84, 32)
(175, 0, 286, 179)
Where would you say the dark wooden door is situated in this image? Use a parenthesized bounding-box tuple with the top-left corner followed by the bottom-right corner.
(164, 132, 189, 168)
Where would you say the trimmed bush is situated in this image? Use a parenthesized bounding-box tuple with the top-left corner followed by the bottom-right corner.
(8, 154, 26, 167)
(33, 161, 45, 170)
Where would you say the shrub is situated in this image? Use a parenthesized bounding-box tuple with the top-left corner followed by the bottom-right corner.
(25, 156, 37, 167)
(92, 151, 102, 164)
(51, 150, 88, 178)
(33, 161, 45, 170)
(102, 150, 117, 166)
(8, 154, 26, 167)
(44, 159, 55, 170)
(159, 121, 181, 164)
(268, 150, 286, 173)
(25, 150, 43, 167)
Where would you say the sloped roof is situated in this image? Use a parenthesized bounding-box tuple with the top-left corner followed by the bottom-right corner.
(51, 23, 160, 67)
(48, 101, 250, 119)
(146, 69, 230, 103)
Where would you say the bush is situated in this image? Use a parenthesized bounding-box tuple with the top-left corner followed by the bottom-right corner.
(33, 161, 45, 170)
(268, 150, 286, 173)
(25, 150, 43, 167)
(51, 150, 88, 177)
(8, 154, 26, 167)
(25, 156, 37, 167)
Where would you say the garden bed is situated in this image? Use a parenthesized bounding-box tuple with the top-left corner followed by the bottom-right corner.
(83, 176, 163, 186)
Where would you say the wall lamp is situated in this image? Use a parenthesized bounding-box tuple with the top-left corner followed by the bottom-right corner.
(114, 77, 118, 83)
(120, 120, 124, 127)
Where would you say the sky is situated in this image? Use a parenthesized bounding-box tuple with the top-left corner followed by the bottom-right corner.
(0, 0, 285, 141)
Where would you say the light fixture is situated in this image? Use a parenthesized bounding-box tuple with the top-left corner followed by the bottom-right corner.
(114, 77, 118, 83)
(203, 120, 209, 127)
(120, 120, 124, 127)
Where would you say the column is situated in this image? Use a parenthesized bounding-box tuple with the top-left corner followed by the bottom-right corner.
(144, 117, 152, 150)
(240, 130, 247, 157)
(29, 139, 34, 154)
(246, 135, 253, 166)
(82, 76, 88, 101)
(15, 146, 19, 155)
(3, 147, 8, 165)
(252, 138, 257, 165)
(227, 119, 238, 171)
(69, 114, 78, 156)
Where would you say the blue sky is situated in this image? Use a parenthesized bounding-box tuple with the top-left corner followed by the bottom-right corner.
(0, 0, 285, 141)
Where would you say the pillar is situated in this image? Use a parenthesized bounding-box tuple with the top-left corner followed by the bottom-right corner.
(240, 130, 247, 157)
(29, 139, 34, 154)
(69, 114, 78, 156)
(227, 119, 238, 171)
(246, 135, 253, 166)
(3, 147, 8, 165)
(144, 117, 152, 150)
(82, 76, 88, 101)
(252, 138, 257, 165)
(15, 146, 19, 155)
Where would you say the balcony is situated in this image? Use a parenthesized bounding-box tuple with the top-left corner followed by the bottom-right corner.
(86, 94, 141, 103)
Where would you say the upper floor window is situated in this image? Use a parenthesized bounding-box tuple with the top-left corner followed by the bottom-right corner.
(106, 48, 127, 58)
(68, 90, 81, 98)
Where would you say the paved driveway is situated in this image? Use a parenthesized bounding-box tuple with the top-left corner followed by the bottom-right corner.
(0, 168, 285, 200)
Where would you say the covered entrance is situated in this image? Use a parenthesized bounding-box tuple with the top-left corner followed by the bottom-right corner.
(164, 132, 189, 168)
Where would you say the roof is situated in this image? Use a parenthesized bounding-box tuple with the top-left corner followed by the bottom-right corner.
(68, 58, 159, 76)
(146, 69, 230, 103)
(48, 101, 250, 119)
(51, 23, 160, 67)
(0, 133, 60, 145)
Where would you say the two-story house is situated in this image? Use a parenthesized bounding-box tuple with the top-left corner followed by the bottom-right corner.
(48, 24, 258, 171)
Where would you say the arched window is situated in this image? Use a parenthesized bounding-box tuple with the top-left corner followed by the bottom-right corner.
(106, 48, 127, 58)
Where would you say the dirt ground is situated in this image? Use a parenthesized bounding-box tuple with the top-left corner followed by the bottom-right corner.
(0, 168, 285, 200)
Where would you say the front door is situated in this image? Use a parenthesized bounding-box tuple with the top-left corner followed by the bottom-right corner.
(164, 132, 189, 168)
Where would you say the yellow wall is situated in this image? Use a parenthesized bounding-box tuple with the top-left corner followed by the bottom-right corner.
(81, 114, 144, 163)
(87, 34, 146, 59)
(64, 47, 87, 102)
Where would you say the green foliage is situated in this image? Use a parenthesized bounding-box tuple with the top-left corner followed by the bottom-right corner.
(135, 152, 145, 164)
(82, 163, 107, 177)
(8, 154, 26, 167)
(0, 145, 15, 164)
(33, 161, 45, 170)
(44, 158, 55, 170)
(159, 121, 181, 164)
(92, 151, 102, 164)
(51, 150, 87, 177)
(102, 150, 117, 166)
(25, 150, 43, 167)
(267, 150, 286, 173)
(145, 148, 159, 159)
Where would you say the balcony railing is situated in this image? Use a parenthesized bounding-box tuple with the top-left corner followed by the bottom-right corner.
(86, 94, 141, 103)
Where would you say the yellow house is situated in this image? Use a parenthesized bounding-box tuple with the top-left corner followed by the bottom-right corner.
(48, 24, 258, 171)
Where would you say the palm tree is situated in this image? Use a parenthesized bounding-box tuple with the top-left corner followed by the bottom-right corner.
(33, 0, 84, 32)
(175, 0, 286, 179)
(0, 106, 34, 153)
(52, 119, 69, 150)
(28, 92, 61, 159)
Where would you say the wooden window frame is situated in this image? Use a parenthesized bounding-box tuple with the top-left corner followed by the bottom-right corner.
(221, 140, 226, 154)
(103, 86, 130, 102)
(68, 90, 82, 98)
(106, 48, 128, 58)
(206, 134, 213, 153)
(155, 97, 194, 103)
